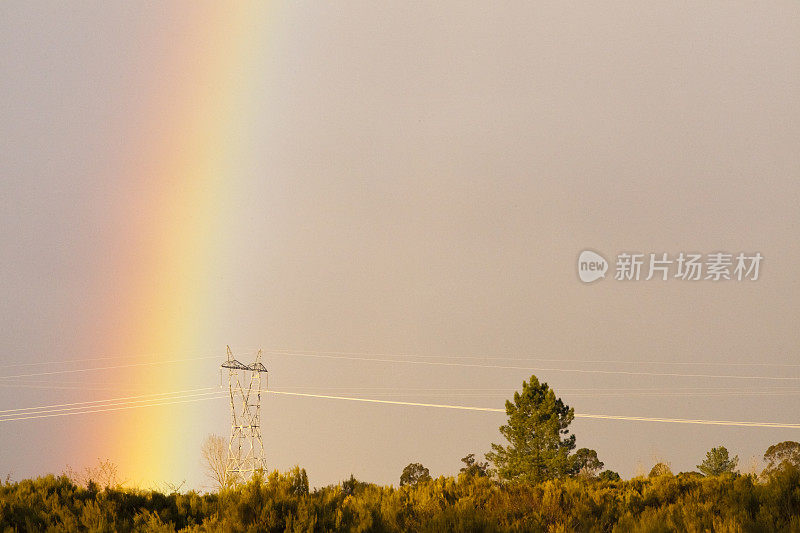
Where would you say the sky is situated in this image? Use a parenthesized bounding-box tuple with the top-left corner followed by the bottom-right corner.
(1, 2, 799, 490)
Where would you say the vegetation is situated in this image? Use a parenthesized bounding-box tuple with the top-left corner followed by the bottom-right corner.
(398, 463, 430, 487)
(571, 448, 604, 478)
(1, 375, 798, 531)
(697, 445, 738, 477)
(764, 441, 800, 475)
(598, 469, 621, 482)
(2, 465, 800, 531)
(459, 454, 489, 478)
(200, 435, 235, 491)
(648, 462, 673, 478)
(485, 376, 577, 483)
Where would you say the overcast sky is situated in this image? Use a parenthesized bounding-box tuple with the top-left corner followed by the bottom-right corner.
(1, 2, 799, 488)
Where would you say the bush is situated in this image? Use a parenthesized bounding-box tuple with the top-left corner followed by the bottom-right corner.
(1, 467, 799, 531)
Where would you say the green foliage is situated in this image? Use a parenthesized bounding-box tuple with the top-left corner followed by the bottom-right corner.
(598, 469, 621, 482)
(3, 377, 798, 531)
(341, 474, 363, 497)
(571, 448, 604, 478)
(459, 454, 489, 478)
(2, 465, 800, 531)
(697, 446, 738, 477)
(486, 375, 576, 483)
(399, 463, 431, 486)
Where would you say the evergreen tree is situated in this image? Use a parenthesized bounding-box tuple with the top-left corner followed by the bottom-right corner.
(486, 375, 576, 482)
(697, 446, 738, 476)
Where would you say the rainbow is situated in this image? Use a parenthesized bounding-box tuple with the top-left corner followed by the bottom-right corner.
(93, 4, 280, 487)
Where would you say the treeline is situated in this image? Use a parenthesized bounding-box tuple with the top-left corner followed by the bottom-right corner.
(2, 464, 800, 531)
(2, 375, 799, 531)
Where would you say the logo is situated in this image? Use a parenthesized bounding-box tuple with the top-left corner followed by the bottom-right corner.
(578, 250, 608, 283)
(577, 250, 762, 283)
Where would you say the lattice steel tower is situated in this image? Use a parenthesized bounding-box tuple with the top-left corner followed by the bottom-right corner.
(222, 346, 268, 479)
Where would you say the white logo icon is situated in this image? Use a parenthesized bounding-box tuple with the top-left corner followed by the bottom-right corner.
(578, 250, 608, 283)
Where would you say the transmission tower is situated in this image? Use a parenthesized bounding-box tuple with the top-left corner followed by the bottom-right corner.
(222, 346, 268, 480)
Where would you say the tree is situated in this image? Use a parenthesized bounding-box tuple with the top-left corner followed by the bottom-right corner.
(697, 446, 738, 476)
(288, 466, 309, 496)
(342, 474, 363, 496)
(486, 375, 576, 482)
(598, 469, 621, 482)
(648, 462, 673, 478)
(571, 448, 604, 478)
(201, 434, 236, 489)
(400, 463, 431, 486)
(459, 454, 489, 477)
(63, 458, 122, 489)
(160, 480, 186, 494)
(763, 441, 800, 474)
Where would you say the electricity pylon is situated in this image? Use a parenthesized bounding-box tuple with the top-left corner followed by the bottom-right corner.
(222, 346, 268, 480)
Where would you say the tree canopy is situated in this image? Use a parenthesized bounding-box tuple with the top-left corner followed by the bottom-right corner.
(697, 446, 738, 477)
(459, 454, 489, 478)
(399, 463, 431, 486)
(486, 375, 577, 482)
(763, 441, 800, 475)
(572, 448, 605, 478)
(649, 462, 673, 478)
(598, 469, 621, 482)
(4, 463, 800, 531)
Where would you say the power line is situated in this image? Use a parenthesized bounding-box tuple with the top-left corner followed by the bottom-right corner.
(0, 391, 224, 420)
(265, 390, 800, 429)
(269, 390, 800, 399)
(1, 345, 797, 374)
(3, 377, 797, 396)
(0, 382, 150, 392)
(2, 383, 798, 406)
(1, 387, 798, 429)
(3, 349, 796, 382)
(0, 356, 222, 380)
(0, 348, 256, 369)
(0, 387, 219, 414)
(0, 393, 226, 423)
(266, 348, 800, 368)
(265, 351, 800, 382)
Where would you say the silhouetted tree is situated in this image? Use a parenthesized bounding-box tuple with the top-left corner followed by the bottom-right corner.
(763, 441, 800, 474)
(400, 463, 431, 486)
(697, 446, 738, 476)
(571, 448, 604, 478)
(342, 474, 361, 496)
(486, 375, 576, 482)
(598, 469, 621, 482)
(288, 466, 309, 495)
(459, 454, 490, 477)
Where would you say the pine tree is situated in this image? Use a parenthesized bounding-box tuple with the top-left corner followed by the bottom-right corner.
(697, 446, 738, 476)
(486, 375, 576, 482)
